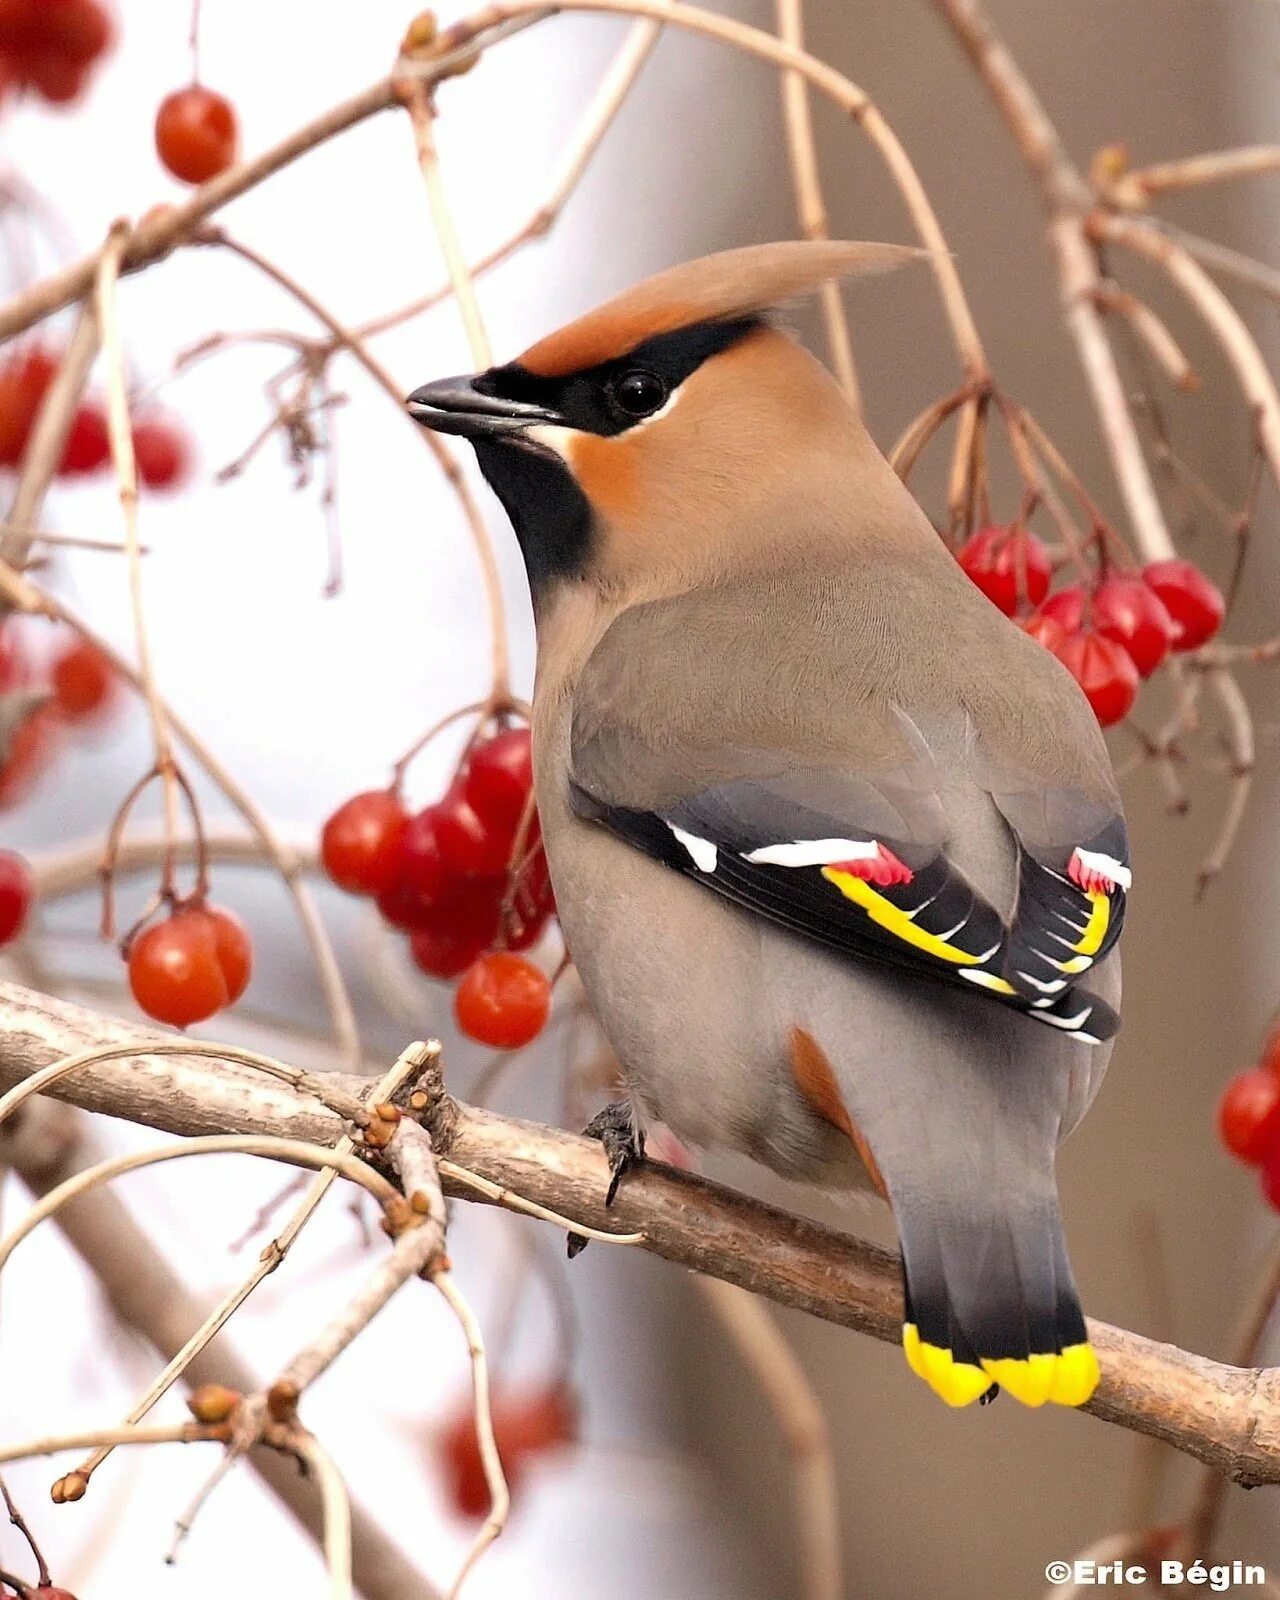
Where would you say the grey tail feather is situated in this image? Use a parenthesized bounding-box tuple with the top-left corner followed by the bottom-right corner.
(896, 1182, 1094, 1406)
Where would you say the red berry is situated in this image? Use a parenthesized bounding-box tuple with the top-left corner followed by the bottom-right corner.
(59, 401, 110, 474)
(25, 46, 85, 101)
(155, 84, 239, 183)
(0, 848, 33, 944)
(408, 889, 503, 980)
(128, 908, 230, 1027)
(0, 704, 59, 810)
(398, 806, 452, 904)
(1092, 573, 1176, 677)
(436, 785, 517, 878)
(455, 952, 551, 1048)
(1053, 629, 1139, 727)
(31, 1589, 79, 1600)
(956, 525, 1051, 615)
(1218, 1070, 1280, 1166)
(1018, 612, 1067, 652)
(0, 623, 33, 690)
(44, 0, 112, 62)
(1261, 1146, 1280, 1212)
(0, 345, 56, 465)
(203, 902, 252, 1003)
(1036, 585, 1086, 635)
(51, 636, 116, 720)
(132, 417, 192, 490)
(321, 790, 408, 897)
(465, 727, 534, 833)
(1142, 560, 1225, 652)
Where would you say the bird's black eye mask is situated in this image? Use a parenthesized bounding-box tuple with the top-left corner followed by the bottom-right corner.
(473, 315, 763, 437)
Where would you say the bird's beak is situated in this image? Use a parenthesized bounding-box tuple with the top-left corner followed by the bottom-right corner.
(406, 375, 562, 439)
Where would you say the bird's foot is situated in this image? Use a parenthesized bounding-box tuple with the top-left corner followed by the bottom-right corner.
(567, 1100, 645, 1260)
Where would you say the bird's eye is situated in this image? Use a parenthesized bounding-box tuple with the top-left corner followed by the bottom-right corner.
(610, 369, 668, 418)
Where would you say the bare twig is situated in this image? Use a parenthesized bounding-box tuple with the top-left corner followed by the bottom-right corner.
(1107, 145, 1280, 208)
(400, 81, 492, 370)
(2, 302, 99, 576)
(696, 1277, 841, 1600)
(774, 0, 858, 405)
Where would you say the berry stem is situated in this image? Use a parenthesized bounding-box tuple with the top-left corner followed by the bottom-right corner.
(0, 1475, 50, 1589)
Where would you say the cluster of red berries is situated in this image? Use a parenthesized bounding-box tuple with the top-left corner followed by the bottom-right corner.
(0, 344, 193, 489)
(956, 525, 1225, 726)
(0, 620, 119, 810)
(321, 725, 554, 1050)
(0, 0, 112, 107)
(1217, 1027, 1280, 1207)
(155, 83, 238, 184)
(439, 1383, 577, 1520)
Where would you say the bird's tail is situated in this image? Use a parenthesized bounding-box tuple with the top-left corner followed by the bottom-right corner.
(895, 1179, 1098, 1409)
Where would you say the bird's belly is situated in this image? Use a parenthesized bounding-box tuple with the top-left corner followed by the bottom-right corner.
(542, 791, 859, 1180)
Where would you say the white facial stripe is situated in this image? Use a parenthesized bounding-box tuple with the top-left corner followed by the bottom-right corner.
(526, 422, 575, 459)
(669, 824, 718, 873)
(1072, 848, 1132, 890)
(745, 839, 878, 868)
(626, 383, 682, 432)
(524, 384, 685, 459)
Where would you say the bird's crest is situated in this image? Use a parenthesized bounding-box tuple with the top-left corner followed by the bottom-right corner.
(517, 239, 925, 378)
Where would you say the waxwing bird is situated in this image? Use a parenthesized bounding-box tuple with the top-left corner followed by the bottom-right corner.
(407, 241, 1127, 1410)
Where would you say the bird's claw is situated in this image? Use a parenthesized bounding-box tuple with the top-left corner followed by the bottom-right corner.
(567, 1100, 645, 1259)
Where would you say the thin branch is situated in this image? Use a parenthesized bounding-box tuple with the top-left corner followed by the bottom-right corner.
(1108, 145, 1280, 208)
(2, 302, 99, 576)
(1152, 220, 1280, 306)
(774, 0, 858, 405)
(293, 1435, 354, 1600)
(1093, 283, 1198, 394)
(1093, 211, 1280, 493)
(696, 1277, 841, 1600)
(0, 1135, 401, 1275)
(400, 81, 492, 370)
(434, 1269, 509, 1599)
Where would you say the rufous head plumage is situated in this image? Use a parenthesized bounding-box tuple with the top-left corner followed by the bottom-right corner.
(408, 239, 926, 598)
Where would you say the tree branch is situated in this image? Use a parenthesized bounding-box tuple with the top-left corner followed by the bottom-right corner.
(3, 979, 1280, 1487)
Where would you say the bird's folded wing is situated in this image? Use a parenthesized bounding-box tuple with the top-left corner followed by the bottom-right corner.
(569, 727, 1118, 1041)
(982, 758, 1129, 1005)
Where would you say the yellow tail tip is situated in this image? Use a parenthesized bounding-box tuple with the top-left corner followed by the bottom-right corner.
(901, 1325, 991, 1408)
(902, 1327, 1099, 1409)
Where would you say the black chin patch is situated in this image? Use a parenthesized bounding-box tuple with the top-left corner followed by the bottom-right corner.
(472, 436, 594, 597)
(475, 315, 763, 437)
